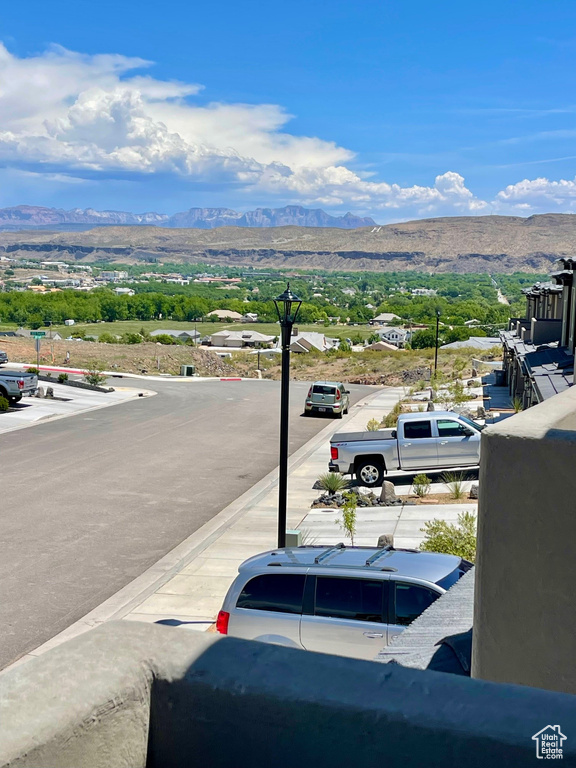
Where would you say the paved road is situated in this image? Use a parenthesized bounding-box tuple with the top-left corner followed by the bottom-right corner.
(0, 379, 371, 669)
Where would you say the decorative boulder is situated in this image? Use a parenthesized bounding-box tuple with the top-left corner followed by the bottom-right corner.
(377, 534, 394, 548)
(469, 484, 479, 500)
(380, 481, 397, 504)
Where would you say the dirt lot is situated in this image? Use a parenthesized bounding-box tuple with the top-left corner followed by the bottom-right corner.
(0, 337, 242, 377)
(0, 336, 500, 382)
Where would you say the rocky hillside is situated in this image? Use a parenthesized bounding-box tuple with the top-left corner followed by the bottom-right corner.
(0, 213, 574, 273)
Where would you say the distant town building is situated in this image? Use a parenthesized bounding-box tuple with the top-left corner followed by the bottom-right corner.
(209, 329, 274, 348)
(100, 270, 128, 282)
(411, 288, 438, 297)
(378, 327, 412, 348)
(370, 312, 401, 326)
(207, 309, 244, 321)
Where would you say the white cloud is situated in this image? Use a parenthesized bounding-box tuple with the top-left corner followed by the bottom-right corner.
(1, 41, 572, 219)
(495, 176, 576, 212)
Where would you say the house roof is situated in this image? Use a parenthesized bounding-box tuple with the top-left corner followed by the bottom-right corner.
(288, 331, 334, 352)
(377, 569, 475, 670)
(150, 329, 200, 338)
(366, 340, 397, 351)
(441, 337, 501, 350)
(373, 312, 400, 322)
(207, 309, 243, 319)
(211, 330, 274, 342)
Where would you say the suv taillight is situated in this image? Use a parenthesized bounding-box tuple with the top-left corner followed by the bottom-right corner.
(307, 386, 312, 397)
(336, 389, 341, 400)
(17, 379, 24, 390)
(331, 446, 339, 460)
(216, 610, 230, 635)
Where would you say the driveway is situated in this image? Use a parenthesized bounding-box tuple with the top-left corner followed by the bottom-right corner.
(0, 379, 371, 669)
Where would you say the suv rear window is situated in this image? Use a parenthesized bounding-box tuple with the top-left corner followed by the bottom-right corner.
(314, 577, 384, 623)
(236, 574, 305, 614)
(312, 385, 336, 395)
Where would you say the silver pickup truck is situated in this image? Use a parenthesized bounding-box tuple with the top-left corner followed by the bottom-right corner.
(0, 369, 38, 403)
(329, 410, 483, 487)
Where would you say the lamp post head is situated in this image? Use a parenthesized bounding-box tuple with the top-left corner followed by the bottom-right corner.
(273, 283, 302, 327)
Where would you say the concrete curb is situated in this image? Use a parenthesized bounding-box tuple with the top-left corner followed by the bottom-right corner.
(6, 387, 384, 669)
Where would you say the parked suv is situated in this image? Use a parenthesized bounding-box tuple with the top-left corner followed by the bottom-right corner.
(217, 545, 471, 661)
(0, 350, 7, 365)
(304, 381, 350, 418)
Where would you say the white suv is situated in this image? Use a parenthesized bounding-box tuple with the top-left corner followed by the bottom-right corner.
(217, 544, 471, 661)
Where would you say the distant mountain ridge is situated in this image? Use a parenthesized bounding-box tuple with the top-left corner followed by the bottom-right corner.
(1, 213, 575, 274)
(0, 204, 375, 231)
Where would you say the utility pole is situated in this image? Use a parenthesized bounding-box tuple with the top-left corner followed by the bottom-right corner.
(434, 309, 441, 376)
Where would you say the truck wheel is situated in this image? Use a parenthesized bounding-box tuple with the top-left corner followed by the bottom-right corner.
(0, 387, 8, 401)
(355, 459, 384, 488)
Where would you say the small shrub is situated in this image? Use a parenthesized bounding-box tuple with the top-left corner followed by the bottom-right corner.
(412, 473, 432, 498)
(420, 511, 477, 562)
(98, 332, 118, 344)
(57, 373, 69, 383)
(26, 367, 39, 375)
(337, 491, 358, 545)
(383, 400, 404, 427)
(317, 472, 349, 494)
(120, 332, 143, 345)
(366, 418, 381, 432)
(0, 395, 9, 412)
(513, 396, 523, 413)
(153, 333, 177, 345)
(84, 367, 107, 386)
(442, 471, 465, 500)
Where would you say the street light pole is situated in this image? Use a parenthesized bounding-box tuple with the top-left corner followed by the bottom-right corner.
(434, 309, 441, 375)
(273, 284, 302, 549)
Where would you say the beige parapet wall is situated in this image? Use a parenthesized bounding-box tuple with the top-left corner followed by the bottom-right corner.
(2, 622, 576, 767)
(473, 385, 576, 693)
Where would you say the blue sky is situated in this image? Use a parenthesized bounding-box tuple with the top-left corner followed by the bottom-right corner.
(1, 0, 576, 220)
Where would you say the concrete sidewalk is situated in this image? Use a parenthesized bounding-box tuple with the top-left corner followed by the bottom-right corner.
(0, 383, 155, 436)
(117, 387, 406, 630)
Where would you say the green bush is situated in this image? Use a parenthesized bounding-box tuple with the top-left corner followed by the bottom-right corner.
(26, 367, 39, 375)
(120, 332, 143, 345)
(337, 491, 358, 545)
(98, 332, 118, 344)
(420, 512, 477, 562)
(152, 333, 177, 345)
(84, 368, 107, 386)
(317, 472, 349, 494)
(412, 473, 432, 498)
(366, 418, 381, 432)
(0, 395, 9, 412)
(57, 373, 69, 383)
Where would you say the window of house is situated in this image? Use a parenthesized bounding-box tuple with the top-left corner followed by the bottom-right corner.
(393, 582, 440, 626)
(437, 420, 469, 438)
(314, 577, 384, 623)
(236, 574, 306, 614)
(403, 421, 432, 439)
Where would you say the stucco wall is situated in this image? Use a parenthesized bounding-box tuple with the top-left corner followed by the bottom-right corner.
(473, 386, 576, 693)
(2, 622, 576, 767)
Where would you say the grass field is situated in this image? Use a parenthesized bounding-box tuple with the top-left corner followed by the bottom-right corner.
(0, 320, 376, 341)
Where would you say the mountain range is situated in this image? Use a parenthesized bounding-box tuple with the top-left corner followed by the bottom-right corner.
(0, 205, 375, 231)
(0, 213, 574, 273)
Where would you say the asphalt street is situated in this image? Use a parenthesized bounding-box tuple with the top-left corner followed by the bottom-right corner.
(0, 379, 371, 669)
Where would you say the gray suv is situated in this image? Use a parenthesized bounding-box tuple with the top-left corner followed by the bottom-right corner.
(217, 544, 471, 660)
(305, 381, 350, 418)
